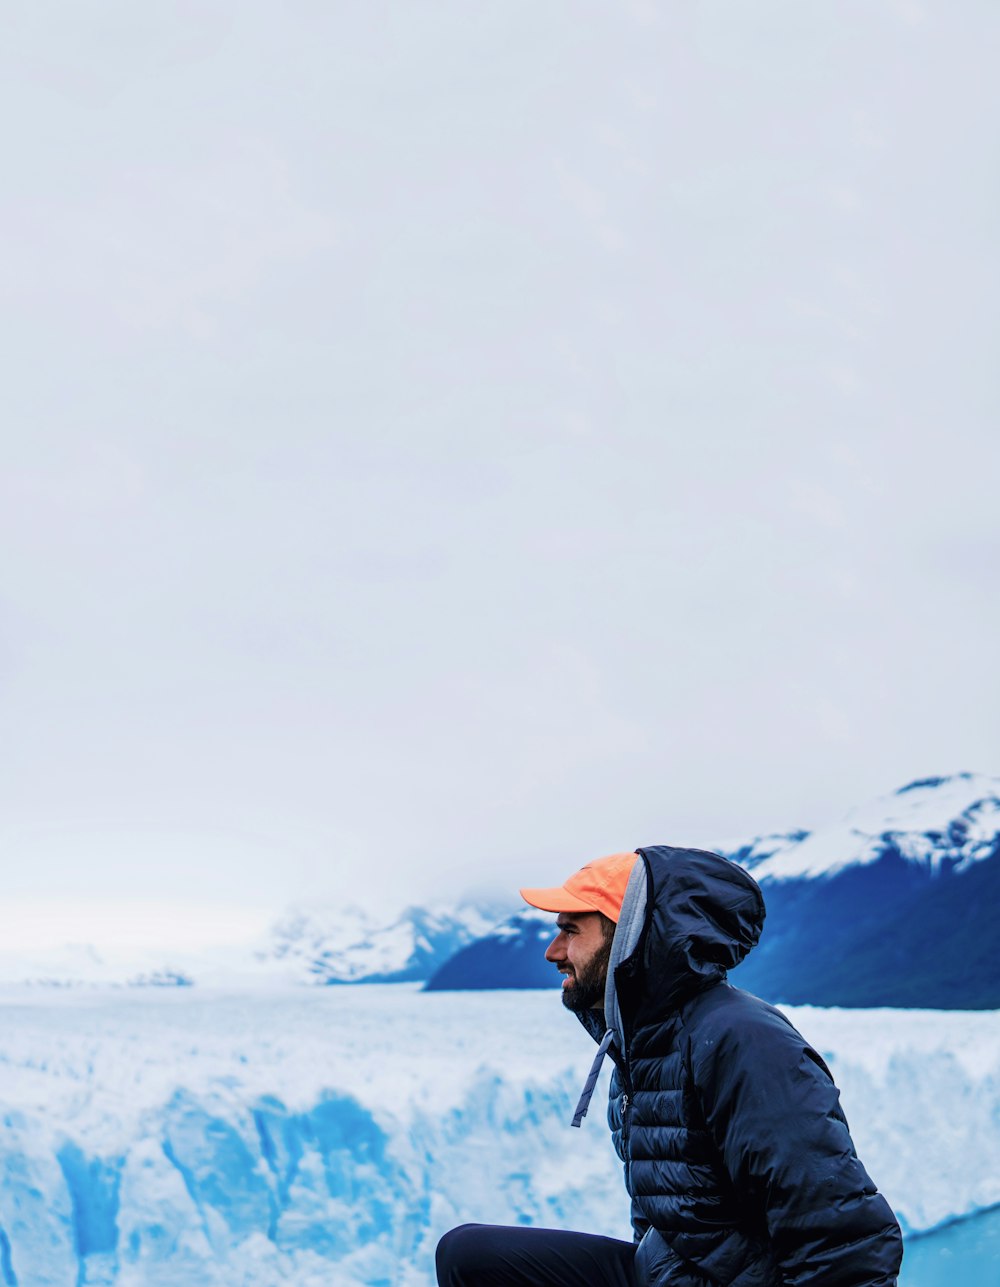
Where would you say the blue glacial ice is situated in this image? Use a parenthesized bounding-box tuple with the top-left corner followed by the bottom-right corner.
(0, 986, 997, 1285)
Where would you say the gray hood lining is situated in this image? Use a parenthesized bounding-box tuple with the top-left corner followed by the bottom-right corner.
(605, 855, 648, 1053)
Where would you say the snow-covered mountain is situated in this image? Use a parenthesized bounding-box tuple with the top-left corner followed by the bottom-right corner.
(730, 773, 1000, 1008)
(426, 774, 1000, 1008)
(0, 900, 512, 990)
(263, 900, 508, 985)
(9, 775, 997, 1002)
(735, 773, 1000, 881)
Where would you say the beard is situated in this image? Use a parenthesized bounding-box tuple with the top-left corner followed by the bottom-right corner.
(560, 939, 612, 1013)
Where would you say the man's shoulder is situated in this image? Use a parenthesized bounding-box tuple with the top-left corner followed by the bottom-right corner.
(681, 985, 840, 1105)
(682, 983, 805, 1054)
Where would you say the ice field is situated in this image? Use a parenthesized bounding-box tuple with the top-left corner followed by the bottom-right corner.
(0, 985, 998, 1285)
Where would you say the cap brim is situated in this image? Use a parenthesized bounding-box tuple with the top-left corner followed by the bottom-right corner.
(519, 886, 600, 915)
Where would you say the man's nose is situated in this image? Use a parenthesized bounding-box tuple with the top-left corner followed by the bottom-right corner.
(544, 932, 565, 963)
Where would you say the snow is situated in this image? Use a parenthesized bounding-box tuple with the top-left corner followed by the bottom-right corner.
(488, 907, 554, 941)
(741, 772, 1000, 882)
(0, 986, 996, 1284)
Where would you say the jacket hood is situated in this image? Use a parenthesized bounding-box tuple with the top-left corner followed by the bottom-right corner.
(643, 844, 764, 979)
(607, 845, 766, 1035)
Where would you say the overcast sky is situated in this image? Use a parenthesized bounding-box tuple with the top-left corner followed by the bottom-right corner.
(2, 2, 998, 944)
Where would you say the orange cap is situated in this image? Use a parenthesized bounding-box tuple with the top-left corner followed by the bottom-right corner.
(520, 851, 639, 923)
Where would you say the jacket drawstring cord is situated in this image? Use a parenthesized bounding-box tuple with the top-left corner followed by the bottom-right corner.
(571, 1028, 614, 1127)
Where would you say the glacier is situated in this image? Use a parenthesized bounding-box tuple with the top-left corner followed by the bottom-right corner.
(0, 985, 997, 1285)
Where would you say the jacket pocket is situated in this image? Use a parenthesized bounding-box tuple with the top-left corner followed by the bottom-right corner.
(634, 1227, 715, 1287)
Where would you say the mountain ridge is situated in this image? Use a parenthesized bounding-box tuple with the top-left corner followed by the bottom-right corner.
(426, 773, 1000, 1007)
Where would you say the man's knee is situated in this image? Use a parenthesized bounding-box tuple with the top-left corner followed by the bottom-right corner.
(436, 1224, 492, 1285)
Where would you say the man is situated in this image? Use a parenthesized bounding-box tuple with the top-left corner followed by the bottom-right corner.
(436, 846, 903, 1286)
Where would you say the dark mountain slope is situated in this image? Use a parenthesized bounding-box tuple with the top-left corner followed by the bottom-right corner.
(424, 911, 556, 991)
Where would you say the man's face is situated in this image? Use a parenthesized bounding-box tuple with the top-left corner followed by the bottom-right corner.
(544, 911, 612, 1013)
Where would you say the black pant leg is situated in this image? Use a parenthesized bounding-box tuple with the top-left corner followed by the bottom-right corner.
(435, 1223, 637, 1287)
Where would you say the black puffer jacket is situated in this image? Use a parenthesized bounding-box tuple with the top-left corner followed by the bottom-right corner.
(577, 845, 903, 1286)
